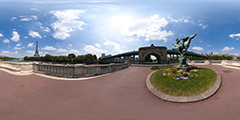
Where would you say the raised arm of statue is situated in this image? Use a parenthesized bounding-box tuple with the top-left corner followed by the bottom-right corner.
(172, 38, 180, 47)
(190, 34, 197, 39)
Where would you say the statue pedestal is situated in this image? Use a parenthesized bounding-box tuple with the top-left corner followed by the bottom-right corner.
(176, 65, 194, 72)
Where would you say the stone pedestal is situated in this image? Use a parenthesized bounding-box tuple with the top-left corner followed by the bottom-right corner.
(176, 65, 194, 72)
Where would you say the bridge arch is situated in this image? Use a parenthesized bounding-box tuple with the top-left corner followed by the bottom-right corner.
(138, 44, 168, 64)
(143, 53, 161, 63)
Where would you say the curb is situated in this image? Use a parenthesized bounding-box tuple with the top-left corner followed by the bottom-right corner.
(146, 68, 222, 103)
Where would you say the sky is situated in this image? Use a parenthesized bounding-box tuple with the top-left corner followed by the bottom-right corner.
(0, 0, 240, 58)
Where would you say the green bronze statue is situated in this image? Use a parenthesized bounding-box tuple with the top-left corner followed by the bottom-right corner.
(172, 34, 197, 67)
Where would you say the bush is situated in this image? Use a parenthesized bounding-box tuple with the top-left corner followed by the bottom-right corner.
(151, 66, 160, 70)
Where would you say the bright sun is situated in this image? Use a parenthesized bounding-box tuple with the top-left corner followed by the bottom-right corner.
(110, 15, 133, 28)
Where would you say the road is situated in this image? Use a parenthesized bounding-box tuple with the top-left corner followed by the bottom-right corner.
(0, 65, 239, 120)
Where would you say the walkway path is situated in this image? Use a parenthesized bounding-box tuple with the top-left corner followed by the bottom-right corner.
(0, 65, 239, 120)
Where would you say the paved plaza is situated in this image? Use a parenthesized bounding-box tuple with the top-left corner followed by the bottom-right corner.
(0, 65, 240, 120)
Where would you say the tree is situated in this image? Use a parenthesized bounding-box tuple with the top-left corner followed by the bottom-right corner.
(145, 55, 152, 62)
(23, 53, 97, 64)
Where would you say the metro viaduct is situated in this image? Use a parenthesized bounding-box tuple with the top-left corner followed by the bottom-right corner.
(99, 44, 208, 64)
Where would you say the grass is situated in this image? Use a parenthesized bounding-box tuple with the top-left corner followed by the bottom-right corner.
(150, 67, 217, 96)
(151, 66, 160, 70)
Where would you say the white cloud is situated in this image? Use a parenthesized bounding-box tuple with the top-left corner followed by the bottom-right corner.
(20, 18, 30, 21)
(39, 22, 51, 32)
(11, 31, 20, 42)
(26, 50, 34, 54)
(43, 27, 51, 32)
(25, 50, 35, 56)
(16, 44, 21, 46)
(10, 17, 17, 21)
(42, 46, 56, 51)
(0, 33, 3, 37)
(20, 15, 38, 21)
(95, 43, 101, 48)
(41, 52, 47, 56)
(13, 47, 22, 50)
(29, 30, 42, 38)
(124, 38, 138, 42)
(168, 16, 195, 24)
(30, 8, 39, 11)
(84, 45, 107, 57)
(122, 14, 174, 42)
(192, 46, 204, 51)
(69, 49, 81, 55)
(229, 33, 240, 40)
(199, 23, 208, 29)
(222, 46, 234, 51)
(3, 39, 9, 43)
(170, 17, 208, 29)
(27, 43, 34, 48)
(31, 15, 38, 20)
(104, 41, 123, 53)
(69, 44, 72, 47)
(1, 51, 18, 56)
(52, 31, 70, 40)
(57, 48, 68, 52)
(50, 9, 86, 40)
(1, 51, 10, 55)
(207, 45, 211, 47)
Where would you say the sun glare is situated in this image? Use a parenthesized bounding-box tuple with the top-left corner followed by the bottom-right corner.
(110, 15, 133, 28)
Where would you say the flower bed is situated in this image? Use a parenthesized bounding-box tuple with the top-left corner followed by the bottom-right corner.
(150, 66, 217, 96)
(161, 67, 198, 80)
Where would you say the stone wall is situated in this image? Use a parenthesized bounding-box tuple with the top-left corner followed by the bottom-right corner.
(188, 60, 222, 65)
(33, 62, 130, 78)
(0, 61, 129, 78)
(221, 60, 240, 67)
(0, 61, 35, 72)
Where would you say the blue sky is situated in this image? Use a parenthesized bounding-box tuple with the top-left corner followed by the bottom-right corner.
(0, 0, 240, 58)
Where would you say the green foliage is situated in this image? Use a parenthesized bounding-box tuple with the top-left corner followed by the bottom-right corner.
(187, 56, 204, 60)
(74, 54, 97, 64)
(24, 53, 97, 64)
(210, 55, 233, 60)
(0, 56, 16, 60)
(151, 66, 160, 70)
(150, 67, 217, 96)
(145, 55, 152, 62)
(168, 57, 178, 61)
(169, 55, 233, 60)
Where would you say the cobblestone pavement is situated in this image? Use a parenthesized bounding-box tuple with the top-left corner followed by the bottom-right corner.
(0, 65, 239, 120)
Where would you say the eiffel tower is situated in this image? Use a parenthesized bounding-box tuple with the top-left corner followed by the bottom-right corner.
(34, 41, 40, 57)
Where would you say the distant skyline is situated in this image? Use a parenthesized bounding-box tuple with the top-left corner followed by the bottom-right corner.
(1, 0, 240, 58)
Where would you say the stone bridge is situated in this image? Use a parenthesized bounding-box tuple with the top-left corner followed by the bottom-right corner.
(99, 44, 208, 63)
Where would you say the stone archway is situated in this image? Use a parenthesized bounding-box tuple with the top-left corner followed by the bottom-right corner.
(138, 44, 168, 64)
(144, 53, 161, 63)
